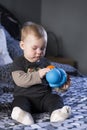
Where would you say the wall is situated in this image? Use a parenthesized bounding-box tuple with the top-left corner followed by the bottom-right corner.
(41, 0, 87, 74)
(0, 0, 41, 24)
(0, 0, 87, 74)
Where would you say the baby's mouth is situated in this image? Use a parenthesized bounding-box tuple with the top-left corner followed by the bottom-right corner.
(36, 55, 41, 58)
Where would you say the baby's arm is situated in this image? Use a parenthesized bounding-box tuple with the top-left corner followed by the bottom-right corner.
(12, 67, 50, 88)
(12, 70, 42, 87)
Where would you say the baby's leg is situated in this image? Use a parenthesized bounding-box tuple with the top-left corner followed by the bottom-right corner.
(50, 106, 71, 122)
(11, 106, 34, 125)
(11, 96, 34, 125)
(43, 93, 71, 122)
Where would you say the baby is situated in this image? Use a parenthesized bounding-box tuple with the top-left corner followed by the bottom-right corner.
(11, 21, 71, 125)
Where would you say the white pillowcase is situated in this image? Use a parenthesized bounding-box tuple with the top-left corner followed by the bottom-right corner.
(0, 28, 13, 65)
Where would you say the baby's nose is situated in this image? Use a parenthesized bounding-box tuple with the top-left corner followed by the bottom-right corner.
(37, 48, 42, 54)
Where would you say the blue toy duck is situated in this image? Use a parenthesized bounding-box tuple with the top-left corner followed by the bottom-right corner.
(46, 65, 67, 88)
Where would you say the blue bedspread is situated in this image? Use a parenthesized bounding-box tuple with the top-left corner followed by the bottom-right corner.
(0, 76, 87, 130)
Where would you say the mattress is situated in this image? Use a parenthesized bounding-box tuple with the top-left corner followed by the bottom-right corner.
(0, 75, 87, 130)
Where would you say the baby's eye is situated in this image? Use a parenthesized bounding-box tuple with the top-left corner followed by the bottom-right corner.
(41, 46, 45, 51)
(32, 47, 37, 50)
(41, 48, 44, 51)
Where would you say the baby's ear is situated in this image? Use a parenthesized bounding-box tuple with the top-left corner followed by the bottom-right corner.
(20, 41, 24, 50)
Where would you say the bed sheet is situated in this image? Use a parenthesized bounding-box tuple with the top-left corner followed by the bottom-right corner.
(0, 76, 87, 130)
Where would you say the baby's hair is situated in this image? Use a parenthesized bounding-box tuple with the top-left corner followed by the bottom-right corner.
(21, 21, 47, 42)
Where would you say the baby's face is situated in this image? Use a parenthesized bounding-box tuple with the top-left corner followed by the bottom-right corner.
(20, 34, 47, 62)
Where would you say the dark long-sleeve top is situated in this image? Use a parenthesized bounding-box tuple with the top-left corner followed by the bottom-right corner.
(11, 55, 51, 97)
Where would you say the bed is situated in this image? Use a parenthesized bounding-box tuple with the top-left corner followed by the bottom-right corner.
(0, 62, 87, 130)
(0, 4, 87, 130)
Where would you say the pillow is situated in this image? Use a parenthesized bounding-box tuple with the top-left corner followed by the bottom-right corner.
(0, 4, 21, 40)
(51, 62, 80, 76)
(0, 28, 13, 65)
(46, 32, 60, 57)
(45, 31, 63, 57)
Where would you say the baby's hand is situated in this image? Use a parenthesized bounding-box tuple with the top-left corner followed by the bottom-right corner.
(55, 75, 71, 92)
(38, 68, 50, 79)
